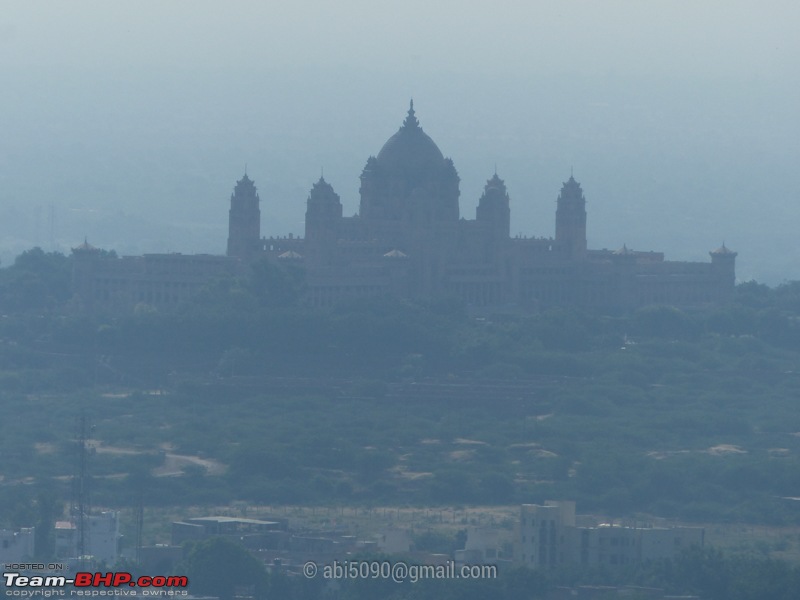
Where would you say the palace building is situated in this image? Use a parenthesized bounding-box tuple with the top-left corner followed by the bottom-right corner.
(229, 101, 735, 311)
(73, 101, 736, 312)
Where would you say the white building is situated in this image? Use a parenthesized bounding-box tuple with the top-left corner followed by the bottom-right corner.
(517, 501, 703, 568)
(518, 500, 576, 568)
(376, 529, 412, 554)
(456, 527, 506, 566)
(55, 512, 120, 566)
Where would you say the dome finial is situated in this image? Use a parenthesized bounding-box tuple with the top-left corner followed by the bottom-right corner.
(403, 99, 419, 128)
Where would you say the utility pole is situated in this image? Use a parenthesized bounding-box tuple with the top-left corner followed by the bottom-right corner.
(135, 495, 144, 565)
(74, 414, 90, 569)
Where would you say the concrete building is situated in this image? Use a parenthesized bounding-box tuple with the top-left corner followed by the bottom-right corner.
(455, 527, 512, 567)
(519, 501, 577, 568)
(517, 501, 704, 568)
(0, 528, 35, 563)
(376, 529, 412, 554)
(54, 511, 120, 566)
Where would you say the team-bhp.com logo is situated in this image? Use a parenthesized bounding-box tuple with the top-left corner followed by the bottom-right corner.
(4, 572, 188, 596)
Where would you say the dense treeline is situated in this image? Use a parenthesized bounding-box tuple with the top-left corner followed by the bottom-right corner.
(172, 538, 800, 600)
(4, 249, 800, 526)
(4, 252, 800, 385)
(3, 249, 800, 380)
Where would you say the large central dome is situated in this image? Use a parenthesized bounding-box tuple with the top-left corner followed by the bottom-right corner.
(359, 101, 460, 225)
(376, 100, 445, 171)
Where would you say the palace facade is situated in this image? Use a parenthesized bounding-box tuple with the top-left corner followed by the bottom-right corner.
(73, 101, 736, 312)
(230, 101, 735, 311)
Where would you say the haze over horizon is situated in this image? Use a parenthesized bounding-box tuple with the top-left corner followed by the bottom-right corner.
(1, 1, 798, 284)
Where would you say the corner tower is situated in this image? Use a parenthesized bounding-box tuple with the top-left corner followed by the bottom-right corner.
(710, 243, 737, 297)
(227, 172, 261, 259)
(305, 176, 342, 259)
(477, 172, 511, 239)
(555, 174, 587, 258)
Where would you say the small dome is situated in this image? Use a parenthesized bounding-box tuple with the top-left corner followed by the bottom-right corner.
(236, 172, 254, 188)
(278, 250, 303, 260)
(558, 175, 584, 202)
(486, 172, 506, 190)
(482, 172, 508, 198)
(711, 243, 736, 255)
(232, 172, 259, 200)
(73, 238, 98, 253)
(376, 100, 445, 171)
(308, 176, 340, 203)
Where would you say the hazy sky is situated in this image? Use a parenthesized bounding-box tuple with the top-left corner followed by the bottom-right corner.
(1, 1, 798, 282)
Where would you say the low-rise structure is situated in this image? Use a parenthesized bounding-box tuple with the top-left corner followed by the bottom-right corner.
(72, 246, 240, 312)
(171, 516, 282, 546)
(0, 528, 35, 563)
(455, 527, 507, 566)
(376, 529, 412, 554)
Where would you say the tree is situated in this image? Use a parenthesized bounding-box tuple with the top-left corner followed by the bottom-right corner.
(0, 248, 72, 312)
(247, 259, 305, 308)
(33, 489, 59, 561)
(181, 537, 266, 600)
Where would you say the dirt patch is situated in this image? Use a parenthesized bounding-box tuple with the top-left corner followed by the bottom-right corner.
(707, 444, 747, 456)
(152, 453, 227, 477)
(449, 449, 475, 461)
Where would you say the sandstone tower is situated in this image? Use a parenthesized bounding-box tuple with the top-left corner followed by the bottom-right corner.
(226, 172, 261, 259)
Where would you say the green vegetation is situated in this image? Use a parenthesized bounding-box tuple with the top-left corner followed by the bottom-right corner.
(110, 537, 800, 599)
(179, 537, 270, 600)
(326, 546, 800, 600)
(3, 250, 800, 531)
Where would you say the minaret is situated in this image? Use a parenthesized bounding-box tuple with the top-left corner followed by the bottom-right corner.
(226, 172, 261, 259)
(555, 174, 587, 258)
(476, 172, 510, 239)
